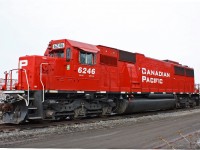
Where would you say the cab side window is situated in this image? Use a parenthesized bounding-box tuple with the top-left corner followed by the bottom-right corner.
(66, 48, 71, 61)
(49, 50, 64, 58)
(79, 51, 95, 65)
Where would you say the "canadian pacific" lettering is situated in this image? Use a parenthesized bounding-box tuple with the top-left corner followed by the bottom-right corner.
(141, 68, 170, 84)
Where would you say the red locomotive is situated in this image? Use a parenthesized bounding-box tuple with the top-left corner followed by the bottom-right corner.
(0, 39, 199, 124)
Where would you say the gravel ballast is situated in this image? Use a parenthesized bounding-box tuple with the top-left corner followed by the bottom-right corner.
(1, 108, 200, 147)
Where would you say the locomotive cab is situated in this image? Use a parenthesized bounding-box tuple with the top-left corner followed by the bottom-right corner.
(0, 39, 103, 123)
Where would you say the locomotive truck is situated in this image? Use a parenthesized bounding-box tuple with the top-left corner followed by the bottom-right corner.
(0, 39, 199, 124)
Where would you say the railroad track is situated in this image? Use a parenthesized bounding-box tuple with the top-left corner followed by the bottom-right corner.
(0, 107, 199, 134)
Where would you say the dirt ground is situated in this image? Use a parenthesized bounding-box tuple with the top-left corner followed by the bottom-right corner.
(1, 109, 200, 149)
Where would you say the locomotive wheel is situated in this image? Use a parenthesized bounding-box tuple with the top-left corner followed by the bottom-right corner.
(2, 101, 28, 124)
(99, 106, 112, 117)
(189, 101, 196, 108)
(180, 101, 189, 108)
(114, 99, 128, 114)
(71, 107, 86, 120)
(196, 99, 200, 106)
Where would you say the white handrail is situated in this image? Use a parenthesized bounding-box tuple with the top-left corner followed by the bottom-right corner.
(5, 69, 30, 106)
(40, 63, 49, 102)
(22, 69, 29, 106)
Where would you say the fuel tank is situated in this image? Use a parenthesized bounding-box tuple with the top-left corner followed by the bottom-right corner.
(116, 94, 176, 114)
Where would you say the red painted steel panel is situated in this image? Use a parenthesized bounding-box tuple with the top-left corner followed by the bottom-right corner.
(14, 39, 195, 94)
(67, 39, 100, 53)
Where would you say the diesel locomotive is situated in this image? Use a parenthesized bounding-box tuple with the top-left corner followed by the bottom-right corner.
(0, 39, 199, 124)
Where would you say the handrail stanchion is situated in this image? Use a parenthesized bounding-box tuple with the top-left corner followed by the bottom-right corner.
(3, 69, 30, 106)
(23, 69, 29, 106)
(40, 63, 49, 103)
(10, 70, 12, 90)
(4, 71, 8, 90)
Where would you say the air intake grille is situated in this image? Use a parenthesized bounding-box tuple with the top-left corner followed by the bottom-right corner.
(119, 50, 136, 63)
(100, 55, 117, 66)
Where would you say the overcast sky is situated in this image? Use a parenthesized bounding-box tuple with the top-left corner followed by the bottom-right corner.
(0, 0, 200, 83)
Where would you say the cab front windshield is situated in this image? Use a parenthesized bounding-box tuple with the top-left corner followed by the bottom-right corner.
(49, 50, 64, 58)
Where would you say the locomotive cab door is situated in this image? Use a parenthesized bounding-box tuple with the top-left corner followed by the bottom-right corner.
(64, 47, 77, 90)
(127, 64, 141, 92)
(75, 49, 99, 91)
(47, 46, 76, 90)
